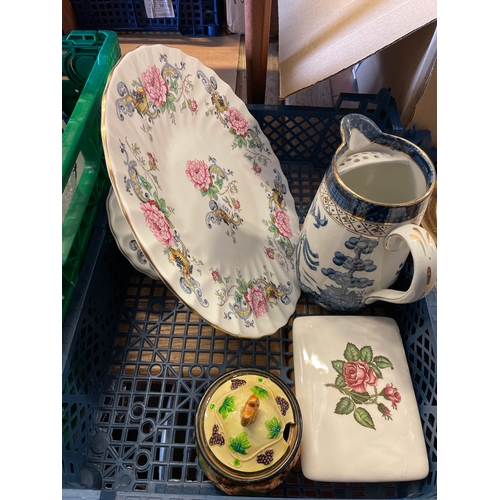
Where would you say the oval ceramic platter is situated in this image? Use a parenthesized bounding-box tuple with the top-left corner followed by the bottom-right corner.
(106, 187, 160, 281)
(102, 45, 301, 338)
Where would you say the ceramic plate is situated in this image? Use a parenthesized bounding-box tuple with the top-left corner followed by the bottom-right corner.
(102, 45, 301, 338)
(106, 187, 160, 280)
(292, 315, 429, 483)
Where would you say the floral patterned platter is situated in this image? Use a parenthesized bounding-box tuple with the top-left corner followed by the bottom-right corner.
(102, 45, 301, 338)
(106, 187, 160, 280)
(292, 315, 429, 482)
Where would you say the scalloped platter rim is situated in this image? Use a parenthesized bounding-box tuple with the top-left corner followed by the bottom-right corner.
(102, 44, 301, 338)
(106, 187, 160, 281)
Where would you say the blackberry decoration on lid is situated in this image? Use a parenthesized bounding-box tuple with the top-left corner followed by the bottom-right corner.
(195, 368, 302, 495)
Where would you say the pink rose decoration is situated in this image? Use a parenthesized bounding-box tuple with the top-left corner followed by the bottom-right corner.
(211, 270, 220, 282)
(140, 202, 174, 247)
(273, 209, 293, 238)
(252, 165, 262, 174)
(142, 65, 168, 107)
(227, 107, 249, 137)
(383, 383, 402, 409)
(233, 199, 241, 210)
(343, 361, 378, 393)
(147, 152, 158, 170)
(265, 248, 275, 260)
(244, 285, 268, 318)
(186, 159, 213, 191)
(189, 100, 198, 113)
(378, 403, 393, 420)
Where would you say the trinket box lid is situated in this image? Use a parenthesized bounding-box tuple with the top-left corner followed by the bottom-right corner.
(292, 315, 429, 482)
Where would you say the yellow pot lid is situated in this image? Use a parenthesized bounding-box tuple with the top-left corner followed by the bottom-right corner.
(201, 372, 296, 473)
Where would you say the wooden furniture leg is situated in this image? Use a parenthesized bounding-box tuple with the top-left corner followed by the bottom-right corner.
(63, 0, 79, 35)
(244, 0, 272, 103)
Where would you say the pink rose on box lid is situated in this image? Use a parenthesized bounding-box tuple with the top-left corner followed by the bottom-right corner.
(343, 360, 378, 394)
(383, 383, 402, 409)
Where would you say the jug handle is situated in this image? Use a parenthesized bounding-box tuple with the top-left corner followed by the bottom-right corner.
(364, 224, 437, 305)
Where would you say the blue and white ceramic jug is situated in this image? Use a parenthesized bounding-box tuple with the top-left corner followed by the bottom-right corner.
(297, 114, 436, 312)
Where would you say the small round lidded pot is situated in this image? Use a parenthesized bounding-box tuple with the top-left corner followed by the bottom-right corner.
(195, 369, 302, 495)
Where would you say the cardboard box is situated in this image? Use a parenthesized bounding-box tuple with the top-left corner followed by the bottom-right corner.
(355, 21, 437, 143)
(278, 0, 437, 143)
(409, 60, 436, 147)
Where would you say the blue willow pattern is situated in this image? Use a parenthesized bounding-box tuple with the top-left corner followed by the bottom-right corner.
(297, 198, 380, 312)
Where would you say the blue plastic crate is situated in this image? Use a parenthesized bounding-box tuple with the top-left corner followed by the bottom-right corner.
(179, 0, 220, 35)
(70, 0, 138, 29)
(62, 91, 436, 499)
(133, 0, 180, 31)
(70, 0, 220, 34)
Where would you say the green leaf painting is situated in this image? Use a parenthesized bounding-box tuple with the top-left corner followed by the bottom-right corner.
(251, 386, 269, 399)
(331, 360, 344, 375)
(344, 343, 360, 361)
(218, 396, 236, 419)
(229, 432, 251, 455)
(374, 355, 394, 370)
(265, 417, 282, 439)
(369, 362, 383, 379)
(335, 397, 355, 415)
(349, 391, 371, 405)
(354, 407, 376, 430)
(326, 342, 401, 430)
(360, 346, 373, 363)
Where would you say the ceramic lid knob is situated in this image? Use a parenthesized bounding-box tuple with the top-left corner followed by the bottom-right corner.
(241, 394, 260, 427)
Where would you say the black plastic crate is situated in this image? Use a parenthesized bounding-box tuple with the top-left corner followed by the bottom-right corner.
(62, 91, 436, 499)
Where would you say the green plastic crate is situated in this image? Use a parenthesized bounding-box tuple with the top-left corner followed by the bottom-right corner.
(62, 30, 121, 322)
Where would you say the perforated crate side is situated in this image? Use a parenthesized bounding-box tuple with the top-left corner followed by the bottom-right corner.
(133, 0, 179, 31)
(62, 205, 131, 487)
(70, 0, 138, 29)
(385, 259, 438, 496)
(248, 88, 403, 169)
(179, 0, 219, 35)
